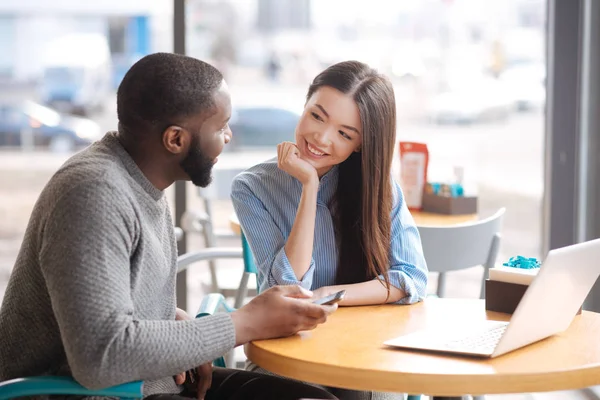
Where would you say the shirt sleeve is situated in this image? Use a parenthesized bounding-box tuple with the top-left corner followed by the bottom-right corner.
(231, 175, 316, 292)
(381, 180, 429, 304)
(38, 180, 235, 389)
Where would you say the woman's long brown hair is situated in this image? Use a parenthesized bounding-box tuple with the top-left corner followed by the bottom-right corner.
(306, 61, 397, 297)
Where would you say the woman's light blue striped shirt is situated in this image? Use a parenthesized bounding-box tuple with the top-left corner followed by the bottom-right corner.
(231, 158, 428, 304)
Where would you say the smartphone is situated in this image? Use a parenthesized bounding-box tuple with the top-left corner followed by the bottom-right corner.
(312, 290, 346, 306)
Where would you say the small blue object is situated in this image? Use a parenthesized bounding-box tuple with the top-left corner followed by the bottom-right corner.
(503, 255, 540, 269)
(448, 183, 464, 197)
(426, 182, 464, 197)
(428, 182, 442, 195)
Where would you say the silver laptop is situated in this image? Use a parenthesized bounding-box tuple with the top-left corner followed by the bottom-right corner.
(384, 238, 600, 358)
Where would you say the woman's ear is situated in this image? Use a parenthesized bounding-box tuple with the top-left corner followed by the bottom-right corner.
(354, 145, 362, 153)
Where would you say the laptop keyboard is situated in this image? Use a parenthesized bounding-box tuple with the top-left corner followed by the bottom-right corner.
(444, 324, 508, 353)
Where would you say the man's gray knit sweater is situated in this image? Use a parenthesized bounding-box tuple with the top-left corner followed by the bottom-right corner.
(0, 133, 236, 396)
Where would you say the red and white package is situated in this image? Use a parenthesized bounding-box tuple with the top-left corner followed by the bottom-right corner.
(399, 142, 429, 210)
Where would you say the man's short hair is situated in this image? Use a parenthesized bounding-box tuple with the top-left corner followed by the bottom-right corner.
(117, 52, 223, 137)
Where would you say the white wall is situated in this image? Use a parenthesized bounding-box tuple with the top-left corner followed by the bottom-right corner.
(10, 16, 107, 81)
(0, 0, 171, 16)
(1, 0, 174, 81)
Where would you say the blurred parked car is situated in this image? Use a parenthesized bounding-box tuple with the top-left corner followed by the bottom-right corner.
(500, 60, 546, 111)
(226, 106, 300, 151)
(428, 74, 513, 124)
(0, 100, 102, 152)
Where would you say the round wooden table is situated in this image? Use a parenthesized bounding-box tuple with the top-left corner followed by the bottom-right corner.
(245, 298, 600, 396)
(229, 211, 477, 235)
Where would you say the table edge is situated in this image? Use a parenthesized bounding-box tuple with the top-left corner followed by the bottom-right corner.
(246, 342, 600, 395)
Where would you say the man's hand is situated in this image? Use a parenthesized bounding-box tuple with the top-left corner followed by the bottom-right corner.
(194, 363, 212, 400)
(230, 285, 337, 346)
(175, 307, 192, 321)
(173, 363, 212, 400)
(173, 308, 213, 399)
(277, 141, 318, 186)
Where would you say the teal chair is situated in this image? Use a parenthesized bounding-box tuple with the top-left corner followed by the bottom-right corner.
(219, 231, 258, 367)
(0, 377, 143, 400)
(195, 292, 237, 369)
(0, 292, 233, 400)
(177, 238, 255, 369)
(233, 232, 258, 309)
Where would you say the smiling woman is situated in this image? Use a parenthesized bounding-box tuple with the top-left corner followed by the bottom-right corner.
(231, 60, 429, 400)
(294, 86, 362, 176)
(232, 60, 427, 304)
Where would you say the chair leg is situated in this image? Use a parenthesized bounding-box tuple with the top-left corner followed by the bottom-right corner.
(234, 272, 250, 309)
(437, 272, 447, 298)
(200, 198, 220, 293)
(201, 221, 220, 293)
(481, 233, 501, 299)
(480, 267, 489, 300)
(181, 208, 221, 293)
(207, 262, 219, 293)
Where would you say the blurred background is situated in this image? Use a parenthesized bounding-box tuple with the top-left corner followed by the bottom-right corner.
(0, 0, 546, 302)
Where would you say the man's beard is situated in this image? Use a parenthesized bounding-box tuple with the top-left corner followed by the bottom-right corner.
(180, 137, 214, 187)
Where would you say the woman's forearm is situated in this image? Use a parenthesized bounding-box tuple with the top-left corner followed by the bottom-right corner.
(328, 279, 406, 306)
(284, 181, 319, 280)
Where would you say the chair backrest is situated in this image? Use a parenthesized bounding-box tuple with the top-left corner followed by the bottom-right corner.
(418, 208, 505, 273)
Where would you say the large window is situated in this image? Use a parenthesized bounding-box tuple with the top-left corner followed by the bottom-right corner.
(0, 0, 547, 303)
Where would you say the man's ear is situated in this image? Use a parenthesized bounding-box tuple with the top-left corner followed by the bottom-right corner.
(162, 126, 188, 155)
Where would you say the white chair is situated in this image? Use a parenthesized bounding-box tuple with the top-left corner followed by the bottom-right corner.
(415, 208, 505, 400)
(177, 246, 244, 369)
(418, 208, 506, 299)
(180, 208, 222, 292)
(180, 167, 249, 294)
